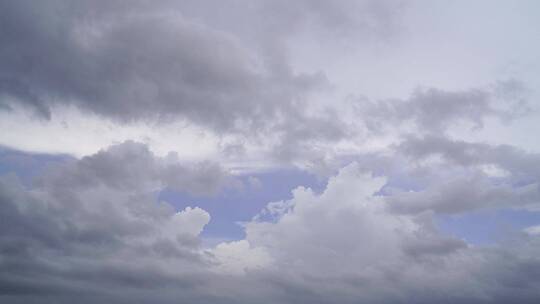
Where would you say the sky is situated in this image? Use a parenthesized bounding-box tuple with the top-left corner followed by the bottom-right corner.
(1, 0, 540, 303)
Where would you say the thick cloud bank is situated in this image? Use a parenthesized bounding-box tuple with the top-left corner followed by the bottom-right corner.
(0, 0, 339, 133)
(2, 0, 540, 303)
(2, 147, 540, 303)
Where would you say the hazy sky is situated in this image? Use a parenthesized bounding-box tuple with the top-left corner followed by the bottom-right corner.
(1, 1, 540, 303)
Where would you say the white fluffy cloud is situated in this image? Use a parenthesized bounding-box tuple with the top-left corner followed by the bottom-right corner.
(243, 164, 466, 273)
(221, 163, 540, 303)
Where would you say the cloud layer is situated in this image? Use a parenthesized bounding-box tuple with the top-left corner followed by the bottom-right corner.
(2, 0, 540, 303)
(2, 152, 540, 303)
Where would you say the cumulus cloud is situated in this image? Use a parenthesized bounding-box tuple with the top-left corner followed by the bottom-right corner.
(0, 141, 250, 302)
(0, 141, 233, 287)
(2, 153, 540, 303)
(39, 140, 235, 195)
(2, 0, 540, 303)
(235, 163, 540, 303)
(0, 142, 225, 257)
(245, 164, 442, 273)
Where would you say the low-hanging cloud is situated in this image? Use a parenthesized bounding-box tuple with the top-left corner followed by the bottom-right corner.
(357, 80, 530, 135)
(2, 0, 540, 303)
(2, 154, 540, 303)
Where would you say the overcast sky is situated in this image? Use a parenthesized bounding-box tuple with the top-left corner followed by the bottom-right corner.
(1, 1, 540, 303)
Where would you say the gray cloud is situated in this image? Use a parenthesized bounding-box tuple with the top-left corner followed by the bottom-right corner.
(357, 80, 530, 134)
(386, 173, 540, 214)
(370, 135, 540, 214)
(39, 141, 234, 195)
(0, 141, 227, 301)
(0, 1, 323, 131)
(0, 0, 404, 140)
(0, 0, 412, 169)
(2, 1, 540, 303)
(2, 153, 540, 302)
(397, 135, 540, 180)
(241, 163, 540, 303)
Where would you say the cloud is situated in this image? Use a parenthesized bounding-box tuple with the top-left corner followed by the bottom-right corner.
(38, 140, 235, 196)
(2, 1, 540, 303)
(357, 80, 530, 135)
(236, 163, 540, 303)
(386, 174, 540, 214)
(396, 135, 540, 180)
(210, 240, 272, 274)
(2, 154, 540, 302)
(0, 0, 402, 141)
(361, 135, 540, 214)
(244, 164, 465, 272)
(0, 141, 230, 283)
(524, 225, 540, 236)
(0, 0, 412, 168)
(0, 1, 329, 132)
(0, 141, 230, 301)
